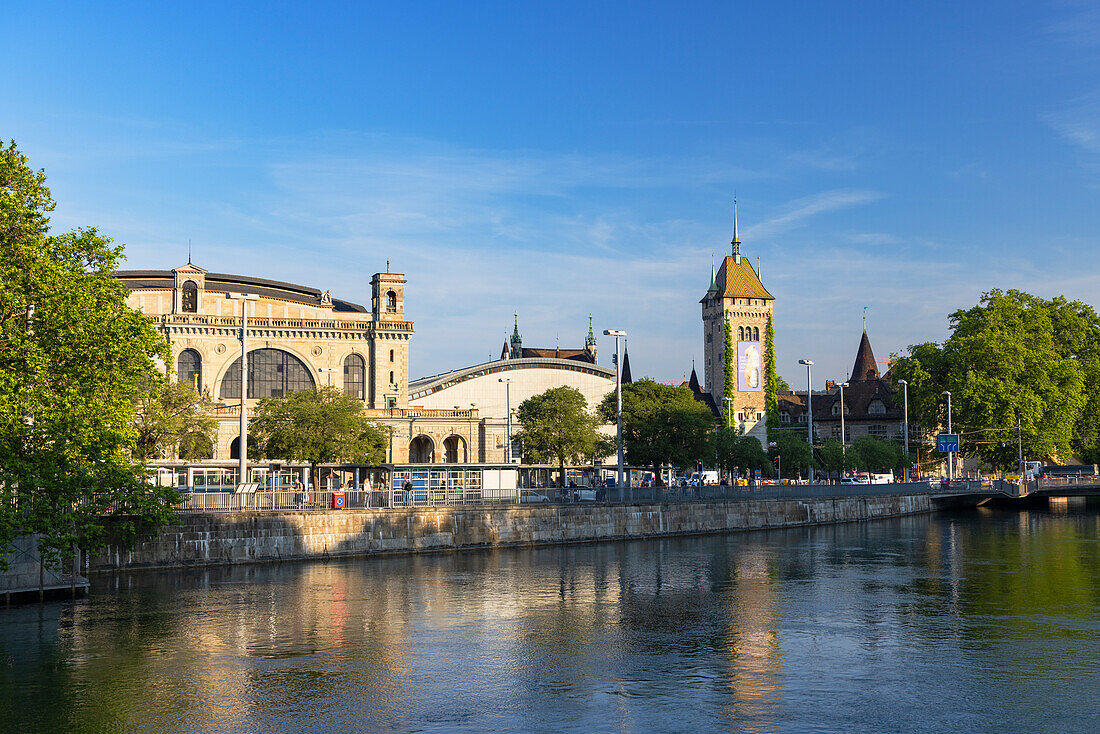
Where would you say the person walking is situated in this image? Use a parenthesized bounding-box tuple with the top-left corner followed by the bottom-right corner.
(402, 476, 413, 506)
(294, 478, 305, 509)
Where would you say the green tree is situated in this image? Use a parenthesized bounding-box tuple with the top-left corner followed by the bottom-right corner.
(723, 315, 735, 425)
(764, 312, 780, 439)
(891, 290, 1091, 470)
(514, 386, 603, 485)
(131, 377, 217, 461)
(0, 140, 181, 572)
(250, 386, 386, 491)
(818, 439, 851, 477)
(601, 379, 714, 482)
(715, 428, 768, 477)
(849, 436, 903, 473)
(767, 428, 814, 479)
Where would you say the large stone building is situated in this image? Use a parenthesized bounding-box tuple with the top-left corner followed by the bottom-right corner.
(119, 265, 617, 466)
(699, 204, 774, 444)
(777, 330, 909, 445)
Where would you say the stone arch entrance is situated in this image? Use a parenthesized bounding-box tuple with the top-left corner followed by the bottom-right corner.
(409, 435, 434, 463)
(443, 435, 467, 463)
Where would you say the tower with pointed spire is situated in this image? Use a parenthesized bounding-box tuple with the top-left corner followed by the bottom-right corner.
(700, 198, 774, 444)
(509, 313, 522, 359)
(585, 314, 598, 362)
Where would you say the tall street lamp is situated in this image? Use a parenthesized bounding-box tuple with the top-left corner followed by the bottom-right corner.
(898, 379, 910, 479)
(498, 378, 513, 464)
(227, 292, 260, 488)
(723, 397, 733, 429)
(799, 359, 814, 483)
(943, 390, 953, 481)
(318, 367, 338, 387)
(604, 329, 627, 498)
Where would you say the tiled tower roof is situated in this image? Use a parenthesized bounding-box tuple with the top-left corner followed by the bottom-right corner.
(851, 331, 880, 382)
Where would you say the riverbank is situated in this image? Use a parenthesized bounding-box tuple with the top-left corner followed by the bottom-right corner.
(91, 492, 933, 571)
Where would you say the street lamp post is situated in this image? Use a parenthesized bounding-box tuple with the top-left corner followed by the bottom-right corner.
(318, 367, 338, 387)
(799, 359, 814, 483)
(898, 379, 910, 479)
(604, 329, 627, 499)
(723, 397, 733, 429)
(498, 378, 513, 464)
(227, 292, 260, 488)
(839, 379, 849, 448)
(943, 390, 953, 482)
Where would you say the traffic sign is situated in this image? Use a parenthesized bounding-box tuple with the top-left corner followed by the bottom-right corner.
(937, 434, 959, 453)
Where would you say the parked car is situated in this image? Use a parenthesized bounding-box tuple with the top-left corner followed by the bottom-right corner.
(572, 488, 597, 502)
(519, 490, 551, 504)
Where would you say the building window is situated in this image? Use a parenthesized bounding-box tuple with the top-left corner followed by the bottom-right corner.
(386, 291, 397, 311)
(798, 414, 806, 424)
(868, 399, 886, 415)
(868, 424, 887, 438)
(219, 348, 315, 399)
(738, 327, 745, 340)
(181, 280, 198, 313)
(752, 327, 759, 341)
(389, 370, 394, 384)
(386, 396, 397, 409)
(178, 349, 202, 392)
(780, 412, 791, 424)
(389, 349, 395, 362)
(343, 354, 365, 399)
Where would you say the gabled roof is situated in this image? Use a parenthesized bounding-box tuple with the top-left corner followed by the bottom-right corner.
(851, 331, 880, 382)
(703, 255, 773, 302)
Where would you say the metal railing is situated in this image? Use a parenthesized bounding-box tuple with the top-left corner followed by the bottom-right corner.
(170, 480, 1010, 514)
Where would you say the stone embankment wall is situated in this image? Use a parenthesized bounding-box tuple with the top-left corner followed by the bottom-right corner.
(91, 493, 932, 572)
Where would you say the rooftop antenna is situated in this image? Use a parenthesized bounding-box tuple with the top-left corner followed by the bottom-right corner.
(863, 305, 868, 332)
(386, 259, 390, 273)
(187, 239, 192, 264)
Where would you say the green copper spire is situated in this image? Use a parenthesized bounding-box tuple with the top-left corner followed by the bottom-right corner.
(511, 313, 521, 344)
(585, 314, 597, 347)
(732, 197, 742, 263)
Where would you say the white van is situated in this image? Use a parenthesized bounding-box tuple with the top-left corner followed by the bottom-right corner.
(690, 471, 719, 485)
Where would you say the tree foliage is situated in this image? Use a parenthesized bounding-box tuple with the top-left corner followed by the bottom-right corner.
(250, 386, 386, 491)
(722, 314, 735, 425)
(0, 141, 181, 571)
(891, 290, 1096, 470)
(848, 436, 904, 473)
(715, 428, 768, 476)
(767, 428, 814, 479)
(764, 312, 780, 439)
(131, 377, 217, 461)
(601, 379, 714, 481)
(514, 386, 603, 484)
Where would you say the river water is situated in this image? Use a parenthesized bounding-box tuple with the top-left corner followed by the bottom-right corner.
(2, 503, 1099, 733)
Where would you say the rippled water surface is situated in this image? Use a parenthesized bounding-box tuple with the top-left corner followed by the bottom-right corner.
(3, 504, 1100, 733)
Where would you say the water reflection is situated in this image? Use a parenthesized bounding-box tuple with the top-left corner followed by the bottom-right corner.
(2, 504, 1100, 733)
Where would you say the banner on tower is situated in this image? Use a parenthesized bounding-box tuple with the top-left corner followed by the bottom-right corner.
(737, 341, 762, 392)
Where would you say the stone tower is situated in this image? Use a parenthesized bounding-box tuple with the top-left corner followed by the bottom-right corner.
(700, 200, 774, 444)
(370, 271, 412, 409)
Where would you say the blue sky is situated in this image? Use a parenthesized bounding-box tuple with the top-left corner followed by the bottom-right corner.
(4, 1, 1099, 386)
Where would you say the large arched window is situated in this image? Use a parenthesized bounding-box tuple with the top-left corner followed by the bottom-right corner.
(752, 327, 760, 341)
(444, 435, 467, 463)
(386, 290, 397, 311)
(343, 354, 365, 399)
(738, 326, 745, 340)
(219, 348, 315, 399)
(868, 399, 887, 415)
(181, 280, 198, 313)
(178, 349, 202, 391)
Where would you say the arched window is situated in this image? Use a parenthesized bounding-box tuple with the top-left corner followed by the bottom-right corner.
(178, 349, 202, 392)
(753, 327, 760, 341)
(389, 370, 394, 384)
(389, 349, 394, 362)
(219, 348, 315, 399)
(181, 280, 198, 313)
(386, 291, 397, 311)
(868, 399, 887, 415)
(409, 435, 434, 463)
(343, 354, 365, 399)
(444, 436, 467, 463)
(738, 326, 745, 340)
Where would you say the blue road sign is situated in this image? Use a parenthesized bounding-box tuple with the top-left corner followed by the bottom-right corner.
(937, 433, 959, 453)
